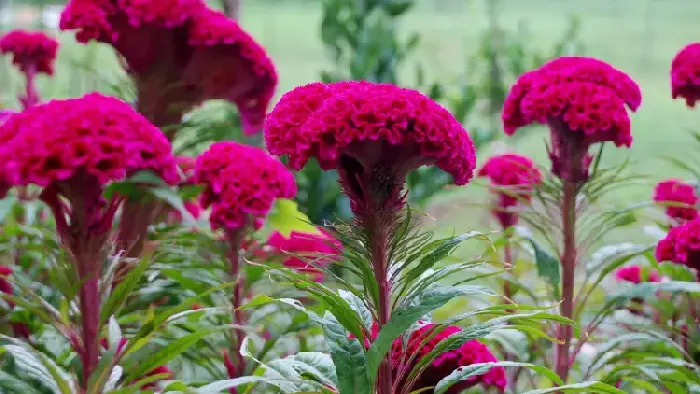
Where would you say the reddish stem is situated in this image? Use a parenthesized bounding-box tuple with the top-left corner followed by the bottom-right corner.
(503, 232, 514, 306)
(226, 231, 247, 391)
(22, 65, 40, 109)
(556, 181, 578, 384)
(368, 213, 393, 394)
(76, 254, 100, 389)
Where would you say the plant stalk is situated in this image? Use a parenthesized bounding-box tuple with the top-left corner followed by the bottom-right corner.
(226, 231, 247, 390)
(369, 213, 393, 394)
(76, 254, 100, 389)
(23, 65, 40, 109)
(503, 231, 514, 306)
(556, 181, 578, 384)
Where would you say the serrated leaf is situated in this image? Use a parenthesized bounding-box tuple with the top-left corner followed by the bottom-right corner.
(435, 361, 562, 393)
(520, 381, 625, 394)
(322, 312, 370, 394)
(529, 239, 561, 299)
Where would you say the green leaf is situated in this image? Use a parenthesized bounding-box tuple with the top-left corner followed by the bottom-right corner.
(151, 187, 196, 225)
(606, 281, 700, 307)
(367, 285, 497, 384)
(520, 381, 625, 394)
(435, 362, 562, 393)
(338, 289, 374, 333)
(0, 195, 17, 224)
(0, 369, 43, 394)
(1, 343, 73, 394)
(100, 254, 154, 327)
(266, 199, 318, 237)
(529, 239, 561, 299)
(287, 352, 338, 386)
(322, 312, 370, 394)
(404, 232, 488, 285)
(196, 377, 274, 394)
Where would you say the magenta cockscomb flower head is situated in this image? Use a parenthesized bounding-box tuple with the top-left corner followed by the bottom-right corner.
(392, 324, 506, 393)
(478, 153, 542, 228)
(671, 42, 700, 108)
(265, 81, 476, 216)
(60, 0, 278, 133)
(656, 217, 700, 279)
(0, 30, 59, 75)
(194, 141, 296, 233)
(503, 57, 641, 183)
(654, 179, 699, 221)
(615, 265, 661, 283)
(0, 93, 179, 256)
(266, 228, 342, 281)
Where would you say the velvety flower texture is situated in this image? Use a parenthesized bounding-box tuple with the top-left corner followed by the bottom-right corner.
(266, 229, 342, 281)
(478, 154, 542, 228)
(60, 0, 277, 133)
(0, 93, 179, 253)
(265, 81, 476, 214)
(194, 141, 296, 232)
(0, 30, 59, 75)
(392, 324, 506, 393)
(671, 42, 700, 107)
(615, 265, 661, 283)
(654, 179, 699, 221)
(656, 217, 700, 278)
(503, 57, 641, 183)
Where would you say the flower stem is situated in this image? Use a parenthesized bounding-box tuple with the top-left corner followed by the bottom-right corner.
(226, 231, 247, 390)
(76, 255, 100, 389)
(368, 213, 393, 394)
(556, 181, 578, 384)
(22, 65, 40, 109)
(503, 231, 514, 306)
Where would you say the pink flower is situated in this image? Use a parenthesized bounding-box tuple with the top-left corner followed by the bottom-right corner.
(176, 155, 197, 184)
(60, 0, 277, 133)
(656, 218, 700, 279)
(615, 265, 661, 283)
(139, 365, 173, 389)
(265, 229, 342, 281)
(653, 179, 699, 221)
(0, 265, 13, 300)
(478, 154, 542, 228)
(265, 81, 476, 215)
(0, 30, 59, 75)
(392, 324, 506, 393)
(194, 141, 296, 232)
(0, 93, 178, 255)
(502, 57, 641, 183)
(671, 42, 700, 108)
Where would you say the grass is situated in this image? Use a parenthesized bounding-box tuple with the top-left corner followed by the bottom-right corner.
(1, 0, 699, 233)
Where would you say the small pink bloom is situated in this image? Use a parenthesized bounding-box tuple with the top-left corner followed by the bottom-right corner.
(265, 229, 342, 281)
(194, 142, 296, 232)
(139, 365, 173, 389)
(656, 218, 700, 279)
(478, 154, 542, 228)
(653, 179, 699, 221)
(671, 42, 700, 108)
(0, 30, 59, 75)
(502, 57, 641, 182)
(615, 265, 661, 283)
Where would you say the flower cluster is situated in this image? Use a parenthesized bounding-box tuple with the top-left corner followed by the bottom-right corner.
(478, 154, 542, 228)
(265, 229, 342, 281)
(194, 141, 296, 232)
(0, 30, 59, 75)
(0, 265, 12, 304)
(654, 179, 698, 221)
(265, 81, 475, 215)
(615, 265, 661, 283)
(656, 217, 700, 278)
(671, 42, 700, 107)
(502, 57, 641, 182)
(60, 0, 277, 133)
(392, 324, 506, 393)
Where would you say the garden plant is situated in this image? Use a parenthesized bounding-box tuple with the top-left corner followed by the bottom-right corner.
(0, 1, 698, 394)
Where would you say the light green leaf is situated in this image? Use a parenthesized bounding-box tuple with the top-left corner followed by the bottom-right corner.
(0, 195, 17, 224)
(100, 254, 154, 327)
(197, 377, 271, 394)
(266, 199, 318, 237)
(338, 289, 374, 333)
(0, 369, 43, 394)
(520, 381, 625, 394)
(435, 362, 562, 393)
(322, 312, 370, 394)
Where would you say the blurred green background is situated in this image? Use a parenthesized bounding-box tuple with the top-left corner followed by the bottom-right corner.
(1, 0, 699, 232)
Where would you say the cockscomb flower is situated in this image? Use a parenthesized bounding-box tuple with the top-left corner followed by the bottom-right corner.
(265, 229, 342, 281)
(656, 217, 700, 278)
(393, 324, 506, 393)
(194, 141, 296, 233)
(478, 154, 542, 228)
(671, 42, 700, 108)
(0, 92, 178, 252)
(60, 0, 277, 134)
(265, 81, 476, 215)
(0, 265, 12, 302)
(615, 265, 661, 283)
(0, 30, 59, 75)
(502, 57, 641, 183)
(654, 179, 699, 221)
